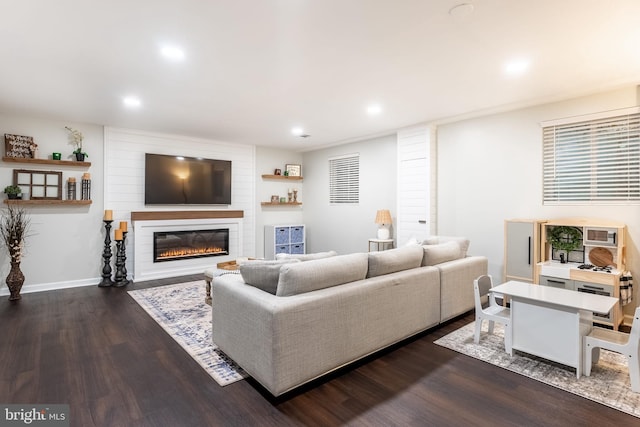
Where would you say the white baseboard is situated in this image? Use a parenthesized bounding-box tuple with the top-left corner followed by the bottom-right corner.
(0, 277, 103, 296)
(132, 265, 208, 282)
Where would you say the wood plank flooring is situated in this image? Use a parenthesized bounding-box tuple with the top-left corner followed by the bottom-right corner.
(0, 276, 636, 427)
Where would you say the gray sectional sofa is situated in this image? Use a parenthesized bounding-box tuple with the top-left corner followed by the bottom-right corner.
(211, 239, 487, 396)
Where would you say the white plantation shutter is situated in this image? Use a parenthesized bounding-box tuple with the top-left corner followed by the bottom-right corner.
(329, 153, 359, 204)
(542, 107, 640, 204)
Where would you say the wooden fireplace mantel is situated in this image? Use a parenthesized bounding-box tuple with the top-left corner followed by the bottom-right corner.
(130, 210, 244, 222)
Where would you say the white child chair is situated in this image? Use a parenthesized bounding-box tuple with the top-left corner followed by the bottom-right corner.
(473, 275, 512, 354)
(584, 306, 640, 392)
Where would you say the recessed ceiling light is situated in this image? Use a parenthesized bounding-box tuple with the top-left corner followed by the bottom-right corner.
(366, 104, 383, 115)
(291, 127, 304, 136)
(504, 59, 530, 76)
(160, 44, 185, 62)
(123, 96, 142, 108)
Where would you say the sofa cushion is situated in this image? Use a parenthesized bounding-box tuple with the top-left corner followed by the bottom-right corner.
(421, 241, 463, 266)
(422, 235, 470, 257)
(239, 259, 300, 294)
(366, 245, 424, 278)
(275, 251, 338, 261)
(276, 253, 369, 296)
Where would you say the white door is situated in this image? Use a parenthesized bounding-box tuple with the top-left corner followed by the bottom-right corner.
(397, 126, 431, 245)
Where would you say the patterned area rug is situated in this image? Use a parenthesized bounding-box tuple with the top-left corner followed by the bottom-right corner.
(435, 322, 640, 418)
(128, 281, 247, 386)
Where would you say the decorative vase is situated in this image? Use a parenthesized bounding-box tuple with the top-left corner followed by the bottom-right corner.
(6, 260, 24, 301)
(75, 152, 85, 161)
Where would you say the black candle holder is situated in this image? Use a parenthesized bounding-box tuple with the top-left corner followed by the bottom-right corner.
(98, 220, 114, 287)
(114, 231, 131, 287)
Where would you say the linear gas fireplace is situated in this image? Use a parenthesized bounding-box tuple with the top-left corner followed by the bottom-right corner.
(153, 229, 229, 262)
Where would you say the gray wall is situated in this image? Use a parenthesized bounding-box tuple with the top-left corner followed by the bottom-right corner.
(0, 114, 105, 294)
(302, 134, 397, 255)
(437, 85, 640, 319)
(4, 84, 639, 309)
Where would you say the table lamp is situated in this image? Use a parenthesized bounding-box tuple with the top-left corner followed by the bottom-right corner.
(375, 209, 392, 240)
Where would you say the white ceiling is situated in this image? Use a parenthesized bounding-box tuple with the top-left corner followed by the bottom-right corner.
(1, 0, 640, 151)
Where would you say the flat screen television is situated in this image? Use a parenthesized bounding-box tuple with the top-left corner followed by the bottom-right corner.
(144, 153, 232, 205)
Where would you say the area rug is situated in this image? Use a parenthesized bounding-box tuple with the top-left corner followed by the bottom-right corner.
(435, 322, 640, 418)
(128, 281, 247, 386)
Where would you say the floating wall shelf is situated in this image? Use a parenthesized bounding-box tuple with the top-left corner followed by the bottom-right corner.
(2, 157, 91, 167)
(261, 174, 303, 181)
(3, 199, 92, 206)
(261, 202, 302, 206)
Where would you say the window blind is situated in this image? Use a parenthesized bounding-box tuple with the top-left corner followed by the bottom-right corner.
(542, 108, 640, 204)
(329, 153, 359, 204)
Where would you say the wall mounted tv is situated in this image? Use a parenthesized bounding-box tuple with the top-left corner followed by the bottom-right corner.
(144, 153, 232, 205)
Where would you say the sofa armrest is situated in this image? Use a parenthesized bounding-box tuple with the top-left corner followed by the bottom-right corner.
(437, 256, 488, 322)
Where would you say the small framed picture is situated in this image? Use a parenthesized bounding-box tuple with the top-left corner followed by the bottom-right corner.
(285, 164, 301, 177)
(270, 195, 279, 203)
(5, 134, 36, 158)
(274, 168, 282, 175)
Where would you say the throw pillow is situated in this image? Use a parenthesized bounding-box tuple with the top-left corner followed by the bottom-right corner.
(422, 235, 470, 257)
(239, 259, 300, 294)
(276, 253, 368, 296)
(421, 241, 463, 266)
(366, 245, 424, 278)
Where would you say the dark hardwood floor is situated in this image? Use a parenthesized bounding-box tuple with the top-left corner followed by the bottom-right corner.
(1, 276, 637, 427)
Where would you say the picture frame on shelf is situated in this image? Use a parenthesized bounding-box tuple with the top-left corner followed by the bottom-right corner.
(5, 134, 36, 159)
(274, 168, 282, 175)
(13, 169, 62, 200)
(285, 164, 301, 177)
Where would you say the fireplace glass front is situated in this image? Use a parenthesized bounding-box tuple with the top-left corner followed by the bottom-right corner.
(153, 229, 229, 262)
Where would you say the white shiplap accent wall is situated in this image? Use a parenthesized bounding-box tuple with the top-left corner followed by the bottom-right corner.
(104, 127, 255, 279)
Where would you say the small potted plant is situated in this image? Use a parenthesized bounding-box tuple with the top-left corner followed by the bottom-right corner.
(3, 185, 21, 200)
(65, 126, 88, 161)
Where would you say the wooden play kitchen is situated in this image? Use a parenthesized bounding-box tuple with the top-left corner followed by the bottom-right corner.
(505, 218, 628, 330)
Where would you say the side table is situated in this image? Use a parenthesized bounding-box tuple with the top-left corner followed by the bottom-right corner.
(204, 268, 240, 305)
(368, 238, 394, 252)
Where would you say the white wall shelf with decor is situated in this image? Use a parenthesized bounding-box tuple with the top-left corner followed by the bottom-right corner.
(261, 173, 302, 207)
(264, 224, 305, 259)
(2, 157, 92, 205)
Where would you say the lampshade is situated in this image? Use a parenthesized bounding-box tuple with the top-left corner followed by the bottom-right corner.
(375, 209, 392, 226)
